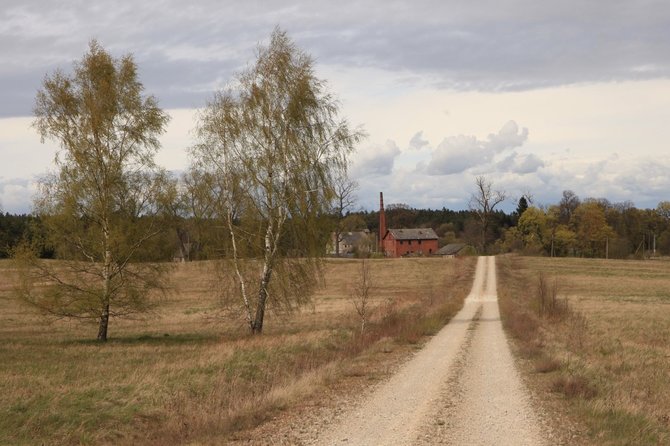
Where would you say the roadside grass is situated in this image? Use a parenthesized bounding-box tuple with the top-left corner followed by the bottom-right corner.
(497, 255, 670, 445)
(0, 256, 475, 445)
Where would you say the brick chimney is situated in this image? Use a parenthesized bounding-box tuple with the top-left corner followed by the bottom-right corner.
(379, 192, 386, 252)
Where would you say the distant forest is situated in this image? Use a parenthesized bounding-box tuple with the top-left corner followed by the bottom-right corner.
(3, 189, 669, 260)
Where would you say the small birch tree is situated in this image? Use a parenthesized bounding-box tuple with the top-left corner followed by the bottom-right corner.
(192, 28, 362, 334)
(18, 41, 170, 341)
(351, 259, 373, 334)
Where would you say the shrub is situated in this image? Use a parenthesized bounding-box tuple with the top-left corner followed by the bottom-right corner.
(537, 273, 569, 319)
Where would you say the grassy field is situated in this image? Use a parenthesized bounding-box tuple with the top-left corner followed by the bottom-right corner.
(0, 256, 475, 445)
(497, 255, 670, 445)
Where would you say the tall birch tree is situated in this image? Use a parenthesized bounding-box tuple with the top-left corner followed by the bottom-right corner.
(18, 41, 170, 341)
(192, 28, 362, 334)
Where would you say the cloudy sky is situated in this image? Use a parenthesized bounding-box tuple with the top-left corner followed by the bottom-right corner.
(2, 0, 670, 213)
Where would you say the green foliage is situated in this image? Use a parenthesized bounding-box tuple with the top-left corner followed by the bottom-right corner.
(0, 213, 53, 258)
(572, 201, 615, 257)
(517, 207, 548, 247)
(497, 193, 670, 258)
(552, 225, 578, 256)
(656, 201, 670, 220)
(515, 196, 529, 219)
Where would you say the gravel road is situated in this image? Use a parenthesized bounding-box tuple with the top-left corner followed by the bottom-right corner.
(314, 256, 547, 446)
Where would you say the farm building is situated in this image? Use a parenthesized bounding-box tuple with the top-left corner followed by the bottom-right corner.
(436, 243, 469, 257)
(382, 228, 439, 257)
(378, 192, 439, 257)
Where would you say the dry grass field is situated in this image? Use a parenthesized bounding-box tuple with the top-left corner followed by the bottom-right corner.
(0, 256, 475, 445)
(497, 255, 670, 445)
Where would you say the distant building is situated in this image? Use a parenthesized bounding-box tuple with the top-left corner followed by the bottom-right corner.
(382, 228, 439, 257)
(329, 230, 375, 256)
(378, 192, 439, 257)
(436, 243, 469, 257)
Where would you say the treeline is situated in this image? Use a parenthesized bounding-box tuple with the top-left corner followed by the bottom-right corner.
(501, 191, 670, 258)
(0, 213, 52, 259)
(4, 192, 669, 261)
(0, 208, 490, 260)
(1, 205, 504, 261)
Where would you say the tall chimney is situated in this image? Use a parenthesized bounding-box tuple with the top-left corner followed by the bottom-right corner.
(379, 192, 386, 252)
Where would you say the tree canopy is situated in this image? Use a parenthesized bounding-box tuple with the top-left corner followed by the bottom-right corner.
(18, 40, 170, 341)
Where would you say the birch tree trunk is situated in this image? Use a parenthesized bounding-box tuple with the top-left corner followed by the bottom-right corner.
(98, 233, 112, 341)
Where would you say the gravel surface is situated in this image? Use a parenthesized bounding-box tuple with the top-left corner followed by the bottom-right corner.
(313, 256, 548, 446)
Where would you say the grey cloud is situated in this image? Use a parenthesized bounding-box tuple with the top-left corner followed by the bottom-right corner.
(0, 70, 45, 117)
(0, 1, 260, 116)
(514, 154, 545, 174)
(617, 160, 670, 201)
(300, 2, 670, 90)
(3, 0, 670, 117)
(496, 152, 545, 174)
(409, 131, 429, 150)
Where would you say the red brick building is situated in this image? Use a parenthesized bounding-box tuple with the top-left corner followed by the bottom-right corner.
(378, 192, 439, 257)
(382, 228, 439, 257)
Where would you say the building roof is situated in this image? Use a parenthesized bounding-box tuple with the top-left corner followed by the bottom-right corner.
(386, 228, 438, 241)
(341, 231, 370, 245)
(436, 243, 467, 255)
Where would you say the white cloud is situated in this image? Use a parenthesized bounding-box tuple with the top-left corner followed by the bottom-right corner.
(0, 178, 36, 214)
(351, 140, 401, 177)
(427, 135, 483, 175)
(425, 120, 529, 175)
(486, 120, 529, 153)
(496, 152, 544, 174)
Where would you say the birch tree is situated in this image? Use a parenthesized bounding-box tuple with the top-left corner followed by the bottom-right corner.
(192, 28, 362, 334)
(18, 41, 170, 341)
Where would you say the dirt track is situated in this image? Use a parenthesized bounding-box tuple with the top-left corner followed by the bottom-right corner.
(314, 256, 547, 445)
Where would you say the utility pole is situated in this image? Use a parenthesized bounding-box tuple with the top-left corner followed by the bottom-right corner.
(653, 233, 656, 256)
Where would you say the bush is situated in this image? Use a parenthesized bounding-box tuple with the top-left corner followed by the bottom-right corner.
(536, 273, 569, 319)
